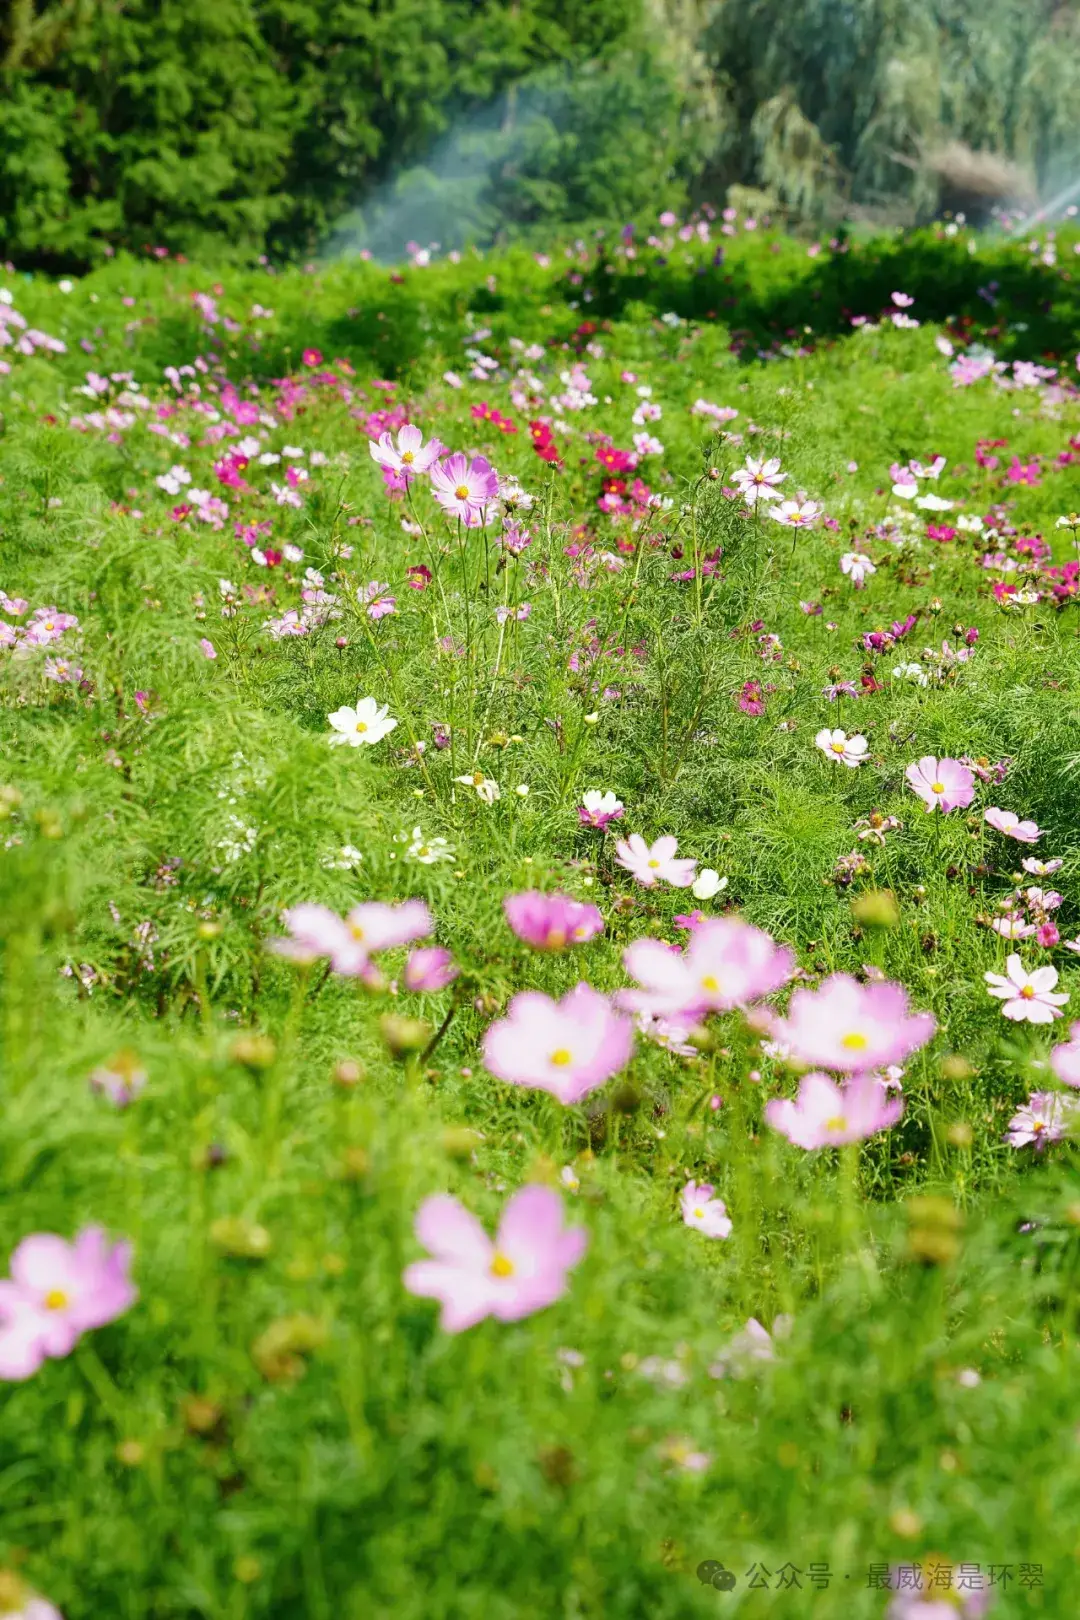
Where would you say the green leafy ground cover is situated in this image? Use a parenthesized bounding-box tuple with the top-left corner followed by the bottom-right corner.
(0, 224, 1079, 1617)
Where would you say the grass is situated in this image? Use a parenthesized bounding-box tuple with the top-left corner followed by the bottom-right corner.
(1, 220, 1080, 1618)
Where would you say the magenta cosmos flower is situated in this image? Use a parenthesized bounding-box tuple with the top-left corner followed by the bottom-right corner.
(765, 1071, 903, 1149)
(403, 1185, 587, 1332)
(619, 917, 794, 1020)
(482, 982, 633, 1104)
(503, 891, 604, 951)
(615, 833, 696, 888)
(1050, 1021, 1080, 1088)
(430, 452, 500, 526)
(984, 807, 1042, 843)
(368, 422, 444, 482)
(771, 973, 936, 1071)
(0, 1227, 136, 1381)
(905, 755, 974, 813)
(984, 954, 1068, 1023)
(270, 898, 432, 976)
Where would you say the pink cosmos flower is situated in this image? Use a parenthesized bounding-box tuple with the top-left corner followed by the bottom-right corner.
(984, 954, 1068, 1023)
(886, 1581, 989, 1620)
(578, 789, 624, 829)
(905, 756, 975, 813)
(764, 1071, 903, 1148)
(709, 1315, 791, 1378)
(1050, 1021, 1080, 1088)
(0, 1228, 136, 1381)
(991, 914, 1036, 941)
(270, 899, 432, 975)
(504, 891, 604, 950)
(771, 974, 936, 1071)
(731, 456, 786, 504)
(368, 422, 444, 482)
(482, 982, 633, 1104)
(770, 499, 822, 529)
(199, 637, 216, 660)
(614, 833, 696, 888)
(1006, 1091, 1080, 1149)
(361, 580, 397, 620)
(430, 452, 500, 526)
(403, 1185, 587, 1332)
(984, 807, 1042, 843)
(403, 946, 459, 992)
(679, 1181, 732, 1239)
(619, 917, 794, 1020)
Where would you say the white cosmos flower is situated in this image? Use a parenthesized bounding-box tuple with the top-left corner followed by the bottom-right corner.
(406, 826, 454, 864)
(815, 729, 868, 768)
(692, 868, 728, 900)
(455, 772, 501, 804)
(327, 697, 397, 747)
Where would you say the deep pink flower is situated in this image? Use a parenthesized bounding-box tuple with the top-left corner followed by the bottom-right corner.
(430, 452, 500, 526)
(764, 1071, 903, 1148)
(403, 946, 459, 992)
(403, 1185, 587, 1332)
(0, 1228, 136, 1380)
(905, 756, 975, 813)
(771, 974, 936, 1071)
(482, 982, 633, 1104)
(270, 899, 432, 975)
(615, 833, 696, 888)
(503, 892, 604, 951)
(302, 348, 323, 367)
(619, 917, 794, 1020)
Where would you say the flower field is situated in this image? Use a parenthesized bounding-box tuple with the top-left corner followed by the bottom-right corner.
(1, 221, 1080, 1617)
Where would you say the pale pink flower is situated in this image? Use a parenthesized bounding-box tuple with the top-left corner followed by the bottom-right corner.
(482, 983, 633, 1104)
(198, 637, 217, 660)
(991, 915, 1036, 941)
(731, 455, 786, 503)
(270, 898, 432, 975)
(1050, 1021, 1080, 1088)
(985, 954, 1068, 1023)
(614, 833, 696, 888)
(368, 422, 444, 482)
(1006, 1091, 1080, 1149)
(905, 756, 974, 813)
(619, 917, 794, 1020)
(709, 1315, 792, 1378)
(984, 807, 1042, 843)
(839, 551, 876, 586)
(771, 974, 936, 1071)
(679, 1181, 732, 1239)
(764, 1071, 903, 1148)
(503, 891, 604, 951)
(403, 1185, 587, 1332)
(430, 452, 500, 526)
(1023, 857, 1063, 876)
(770, 499, 822, 529)
(815, 728, 868, 768)
(0, 1227, 136, 1380)
(403, 946, 458, 992)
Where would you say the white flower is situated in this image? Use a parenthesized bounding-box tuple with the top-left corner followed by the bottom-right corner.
(692, 868, 728, 900)
(327, 698, 398, 747)
(892, 662, 929, 687)
(839, 551, 876, 586)
(406, 826, 454, 864)
(815, 728, 868, 768)
(455, 772, 500, 804)
(321, 844, 365, 870)
(770, 499, 822, 529)
(957, 513, 984, 533)
(915, 492, 954, 512)
(985, 954, 1069, 1024)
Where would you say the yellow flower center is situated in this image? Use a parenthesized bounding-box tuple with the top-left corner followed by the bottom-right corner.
(348, 923, 365, 941)
(693, 1207, 704, 1220)
(490, 1252, 514, 1278)
(932, 782, 944, 794)
(831, 741, 846, 754)
(355, 720, 368, 733)
(825, 1115, 848, 1132)
(44, 1289, 69, 1310)
(647, 859, 661, 868)
(550, 1048, 573, 1067)
(841, 1031, 869, 1051)
(1020, 985, 1035, 999)
(701, 975, 720, 993)
(401, 450, 415, 463)
(455, 484, 471, 500)
(546, 928, 567, 949)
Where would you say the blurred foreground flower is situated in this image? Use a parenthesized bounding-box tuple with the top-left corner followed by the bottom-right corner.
(0, 1228, 136, 1381)
(403, 1185, 586, 1332)
(765, 1071, 903, 1148)
(483, 983, 633, 1103)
